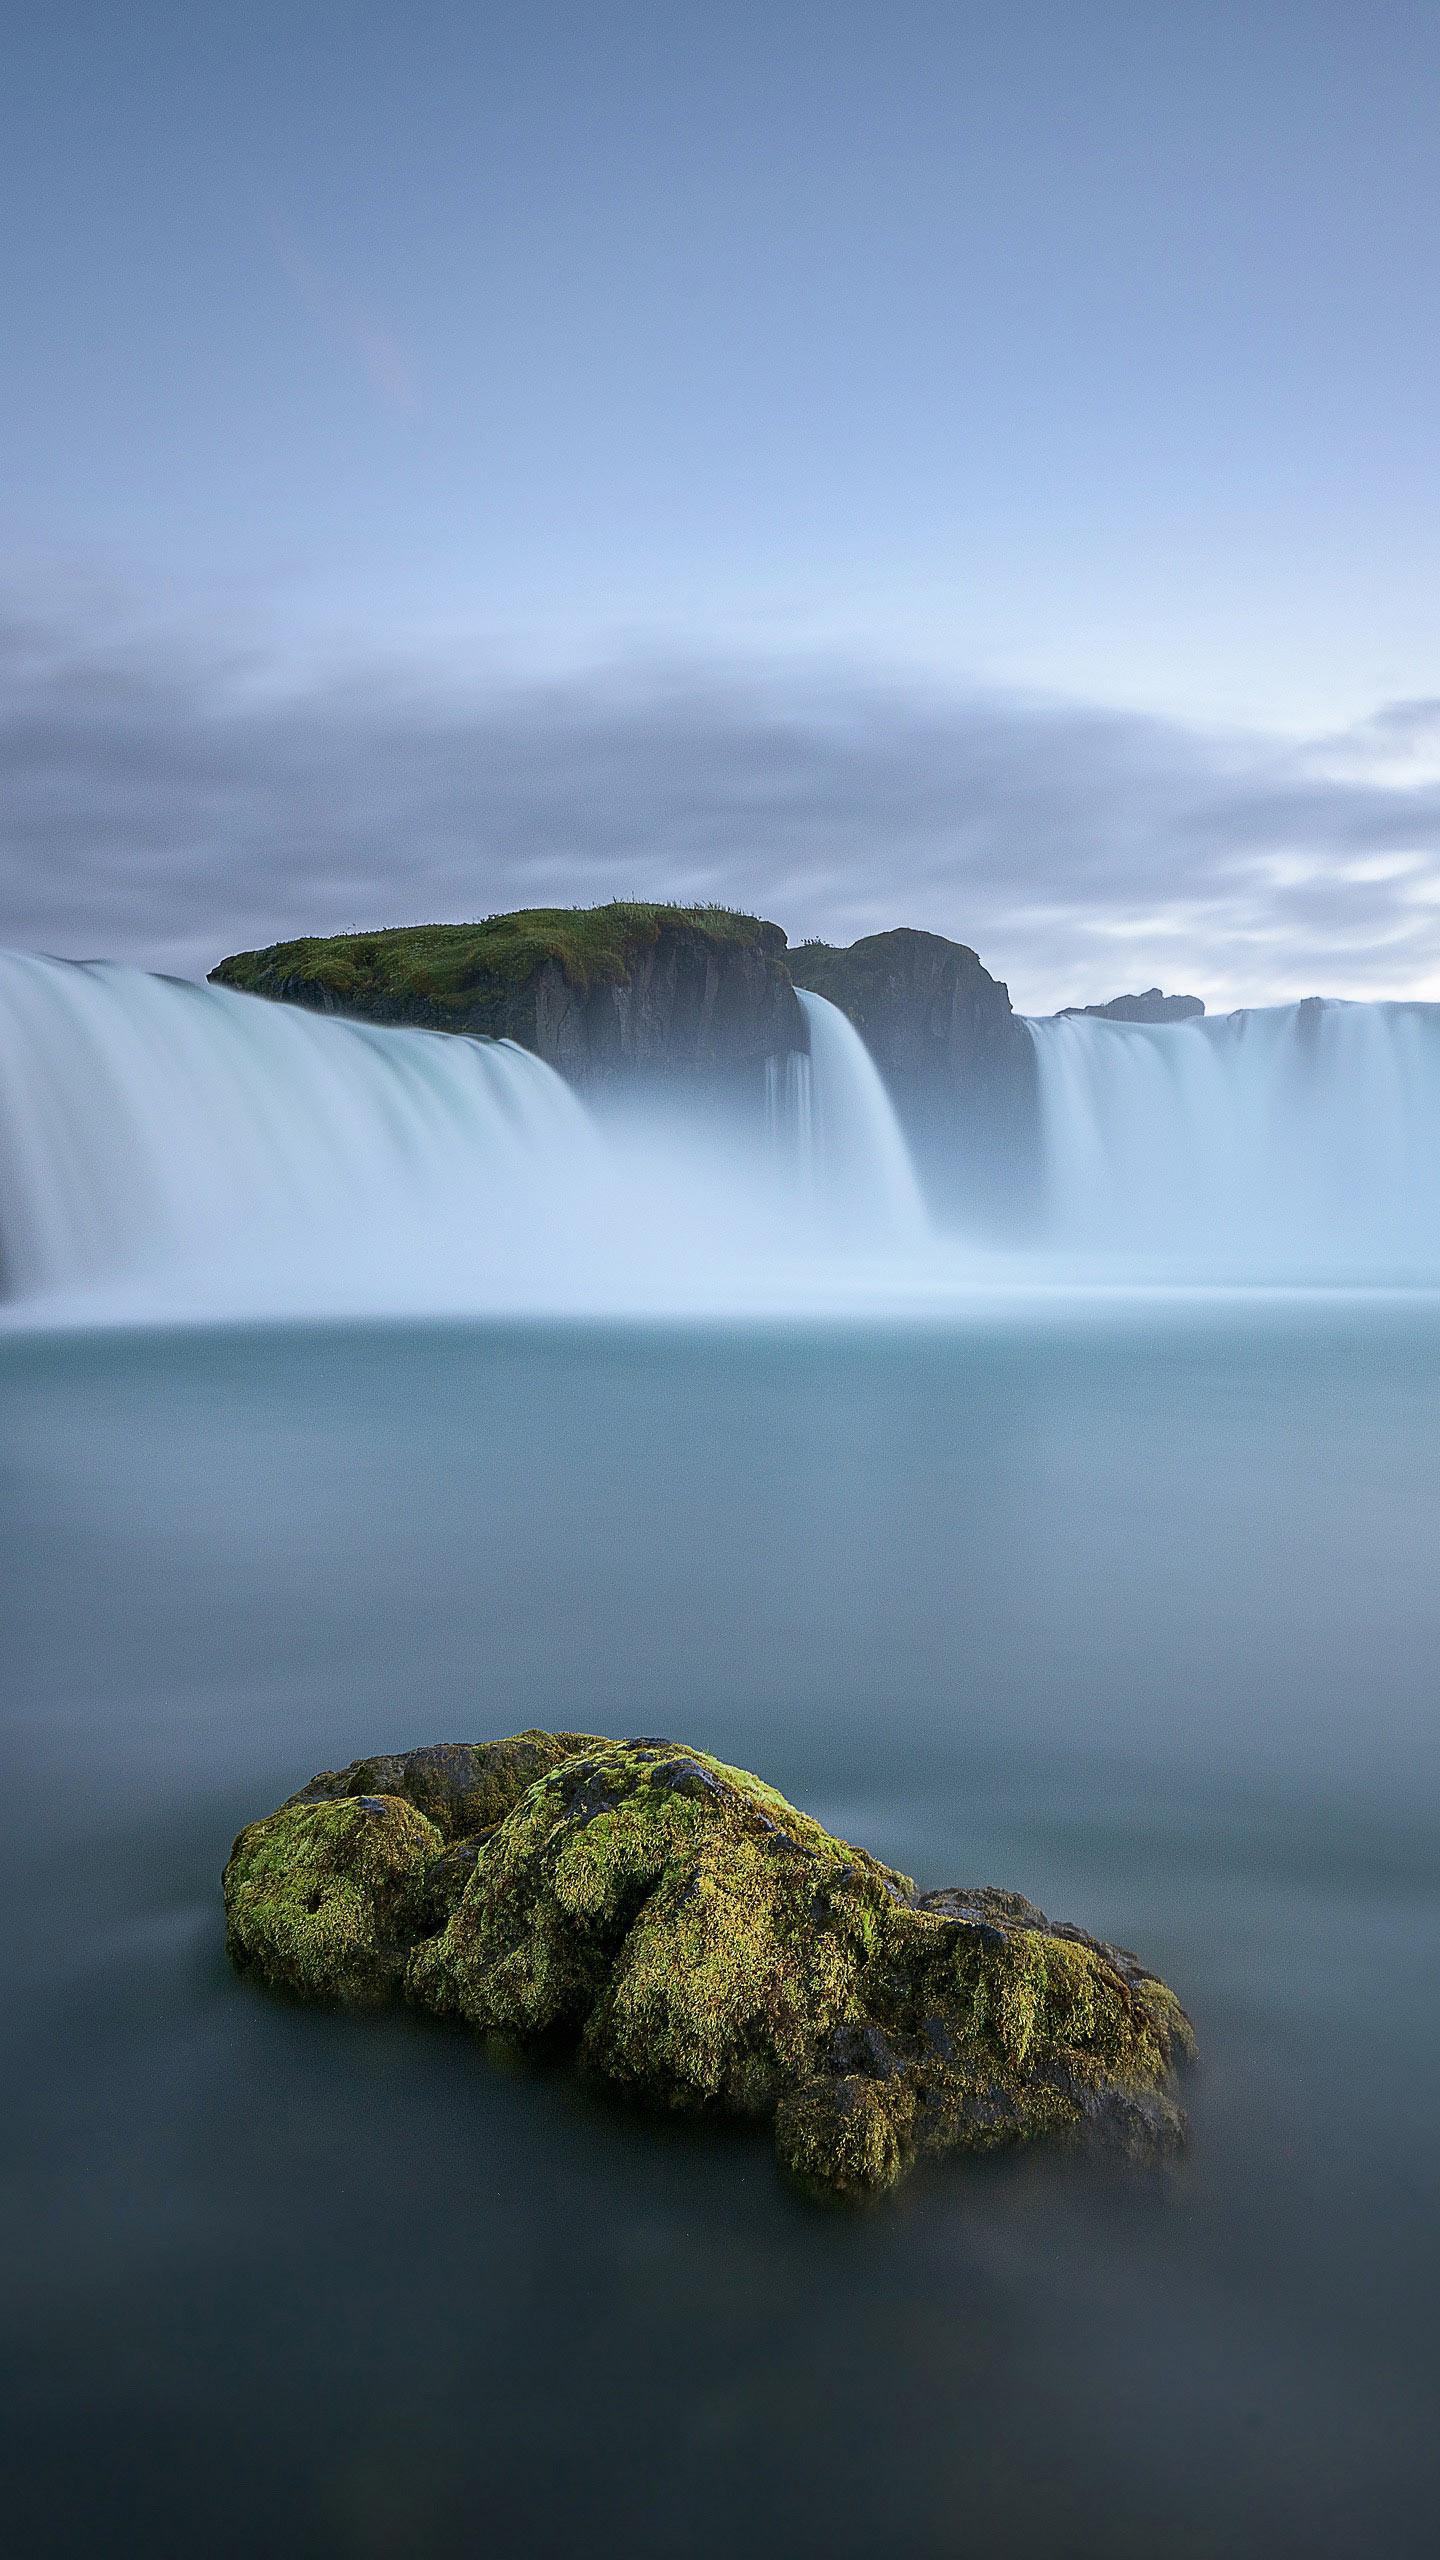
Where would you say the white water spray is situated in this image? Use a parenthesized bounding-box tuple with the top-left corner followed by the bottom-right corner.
(0, 953, 928, 1323)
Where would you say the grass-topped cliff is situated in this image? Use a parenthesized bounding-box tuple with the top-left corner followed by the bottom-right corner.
(211, 903, 803, 1084)
(213, 902, 779, 1020)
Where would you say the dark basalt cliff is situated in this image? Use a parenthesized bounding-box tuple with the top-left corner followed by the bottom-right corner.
(789, 928, 1038, 1215)
(788, 925, 1021, 1085)
(211, 904, 805, 1094)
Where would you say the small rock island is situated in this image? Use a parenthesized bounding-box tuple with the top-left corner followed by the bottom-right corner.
(223, 1731, 1194, 2200)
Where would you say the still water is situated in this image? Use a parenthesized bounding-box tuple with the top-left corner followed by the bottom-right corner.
(3, 1302, 1438, 2558)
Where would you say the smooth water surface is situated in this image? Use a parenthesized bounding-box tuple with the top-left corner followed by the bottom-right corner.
(3, 1304, 1438, 2557)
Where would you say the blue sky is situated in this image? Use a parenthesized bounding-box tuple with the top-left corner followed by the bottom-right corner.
(6, 1, 1440, 1005)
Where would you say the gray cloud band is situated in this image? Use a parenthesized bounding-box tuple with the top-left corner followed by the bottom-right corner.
(3, 601, 1439, 1011)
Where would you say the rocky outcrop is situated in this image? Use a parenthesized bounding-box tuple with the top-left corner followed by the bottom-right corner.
(211, 905, 805, 1095)
(223, 1729, 1195, 2202)
(1060, 988, 1205, 1024)
(789, 929, 1038, 1217)
(789, 927, 1016, 1069)
(209, 905, 1216, 1200)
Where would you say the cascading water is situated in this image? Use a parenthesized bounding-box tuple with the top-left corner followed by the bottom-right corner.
(767, 990, 928, 1245)
(24, 946, 1440, 1316)
(0, 954, 930, 1323)
(1026, 1000, 1440, 1279)
(0, 949, 602, 1317)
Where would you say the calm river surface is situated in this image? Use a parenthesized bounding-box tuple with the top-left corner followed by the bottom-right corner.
(4, 1301, 1438, 2557)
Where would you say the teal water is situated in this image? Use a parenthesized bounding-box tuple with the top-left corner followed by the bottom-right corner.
(3, 1304, 1438, 2557)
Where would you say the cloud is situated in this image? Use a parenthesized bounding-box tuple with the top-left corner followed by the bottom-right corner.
(5, 591, 1440, 1011)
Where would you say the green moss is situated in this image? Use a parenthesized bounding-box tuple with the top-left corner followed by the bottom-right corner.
(222, 1730, 1195, 2199)
(222, 1794, 442, 2005)
(408, 1742, 913, 2106)
(774, 2074, 913, 2202)
(915, 1923, 1189, 2161)
(1127, 1971, 1199, 2062)
(586, 1824, 892, 2115)
(210, 903, 785, 1029)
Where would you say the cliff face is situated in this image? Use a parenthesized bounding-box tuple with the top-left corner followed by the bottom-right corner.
(211, 905, 805, 1094)
(788, 928, 1037, 1217)
(530, 917, 802, 1088)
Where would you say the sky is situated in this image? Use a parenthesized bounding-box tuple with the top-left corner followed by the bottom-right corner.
(5, 0, 1440, 1010)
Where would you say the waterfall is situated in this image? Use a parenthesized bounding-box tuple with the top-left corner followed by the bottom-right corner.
(29, 946, 1440, 1311)
(0, 955, 929, 1323)
(1026, 1000, 1440, 1278)
(768, 991, 927, 1245)
(11, 952, 1434, 1320)
(0, 951, 601, 1317)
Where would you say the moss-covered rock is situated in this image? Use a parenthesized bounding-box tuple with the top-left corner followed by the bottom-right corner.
(774, 2073, 914, 2201)
(289, 1730, 606, 1843)
(222, 1731, 1195, 2198)
(222, 1793, 443, 2005)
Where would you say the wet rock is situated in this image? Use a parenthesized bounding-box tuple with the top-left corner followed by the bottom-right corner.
(223, 1731, 1195, 2198)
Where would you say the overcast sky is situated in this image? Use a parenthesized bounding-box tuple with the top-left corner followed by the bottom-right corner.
(6, 1, 1440, 1010)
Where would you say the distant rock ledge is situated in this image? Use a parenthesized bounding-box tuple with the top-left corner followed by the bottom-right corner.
(1059, 988, 1206, 1023)
(223, 1730, 1195, 2202)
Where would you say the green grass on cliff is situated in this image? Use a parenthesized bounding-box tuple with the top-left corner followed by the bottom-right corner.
(211, 902, 778, 1009)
